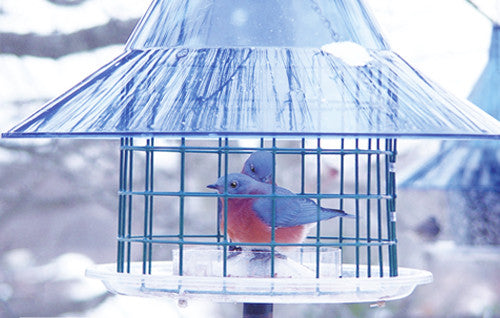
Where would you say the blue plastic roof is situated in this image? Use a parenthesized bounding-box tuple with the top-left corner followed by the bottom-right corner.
(468, 24, 500, 119)
(3, 0, 500, 139)
(400, 25, 500, 190)
(399, 140, 499, 190)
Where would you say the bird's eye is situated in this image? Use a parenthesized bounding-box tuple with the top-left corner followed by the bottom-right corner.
(250, 164, 256, 173)
(230, 181, 238, 188)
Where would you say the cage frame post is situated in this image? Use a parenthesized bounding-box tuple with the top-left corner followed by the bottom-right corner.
(386, 139, 398, 277)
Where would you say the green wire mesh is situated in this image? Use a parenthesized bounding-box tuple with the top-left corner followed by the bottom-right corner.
(116, 137, 398, 281)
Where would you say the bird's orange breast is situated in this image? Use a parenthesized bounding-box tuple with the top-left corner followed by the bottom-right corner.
(219, 198, 307, 244)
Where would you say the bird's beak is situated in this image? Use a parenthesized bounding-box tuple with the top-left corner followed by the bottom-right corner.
(206, 184, 218, 190)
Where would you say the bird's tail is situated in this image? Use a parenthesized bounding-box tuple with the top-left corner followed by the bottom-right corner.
(322, 207, 356, 220)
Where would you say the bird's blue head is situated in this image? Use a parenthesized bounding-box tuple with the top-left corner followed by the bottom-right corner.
(241, 151, 274, 184)
(207, 173, 259, 194)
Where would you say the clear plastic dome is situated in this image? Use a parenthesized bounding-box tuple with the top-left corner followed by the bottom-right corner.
(125, 0, 389, 49)
(3, 0, 500, 138)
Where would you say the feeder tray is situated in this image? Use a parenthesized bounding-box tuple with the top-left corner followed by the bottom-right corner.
(86, 262, 432, 304)
(87, 237, 432, 303)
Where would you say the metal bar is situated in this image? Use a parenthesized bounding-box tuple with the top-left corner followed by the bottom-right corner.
(118, 237, 395, 247)
(126, 138, 134, 273)
(315, 138, 321, 278)
(142, 138, 155, 274)
(148, 138, 154, 274)
(270, 138, 277, 278)
(377, 139, 383, 277)
(355, 138, 360, 277)
(142, 139, 151, 274)
(385, 139, 391, 277)
(121, 234, 394, 242)
(119, 190, 391, 200)
(301, 138, 306, 195)
(367, 138, 372, 277)
(217, 138, 222, 242)
(178, 138, 186, 275)
(388, 139, 398, 276)
(223, 138, 229, 277)
(122, 233, 394, 241)
(339, 138, 345, 267)
(117, 137, 126, 273)
(121, 145, 392, 156)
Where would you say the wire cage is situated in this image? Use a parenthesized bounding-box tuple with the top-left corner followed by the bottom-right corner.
(82, 134, 433, 304)
(117, 137, 398, 274)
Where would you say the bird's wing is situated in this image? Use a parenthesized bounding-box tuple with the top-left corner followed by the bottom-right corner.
(252, 187, 349, 227)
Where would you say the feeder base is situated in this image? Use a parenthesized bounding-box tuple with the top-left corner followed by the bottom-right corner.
(86, 262, 432, 304)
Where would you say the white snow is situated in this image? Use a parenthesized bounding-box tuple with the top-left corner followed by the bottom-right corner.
(0, 45, 123, 133)
(2, 251, 107, 301)
(63, 296, 220, 318)
(321, 41, 373, 66)
(36, 253, 95, 281)
(371, 0, 491, 99)
(0, 45, 123, 103)
(0, 0, 150, 35)
(40, 253, 109, 301)
(2, 248, 36, 269)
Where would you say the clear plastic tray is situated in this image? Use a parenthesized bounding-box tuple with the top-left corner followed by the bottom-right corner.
(86, 261, 432, 304)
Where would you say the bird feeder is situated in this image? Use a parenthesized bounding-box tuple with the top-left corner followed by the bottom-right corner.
(3, 0, 500, 316)
(399, 23, 500, 246)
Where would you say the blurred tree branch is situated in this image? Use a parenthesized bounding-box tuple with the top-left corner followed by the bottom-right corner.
(0, 140, 119, 222)
(46, 0, 88, 6)
(0, 18, 138, 58)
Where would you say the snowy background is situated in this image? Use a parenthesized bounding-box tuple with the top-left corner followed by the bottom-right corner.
(0, 0, 499, 317)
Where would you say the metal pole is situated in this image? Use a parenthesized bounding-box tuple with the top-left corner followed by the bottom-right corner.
(243, 303, 273, 318)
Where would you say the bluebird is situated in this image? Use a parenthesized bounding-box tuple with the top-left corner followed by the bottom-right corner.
(207, 173, 352, 244)
(242, 151, 274, 184)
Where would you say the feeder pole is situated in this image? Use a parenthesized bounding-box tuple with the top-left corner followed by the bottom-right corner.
(243, 303, 273, 318)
